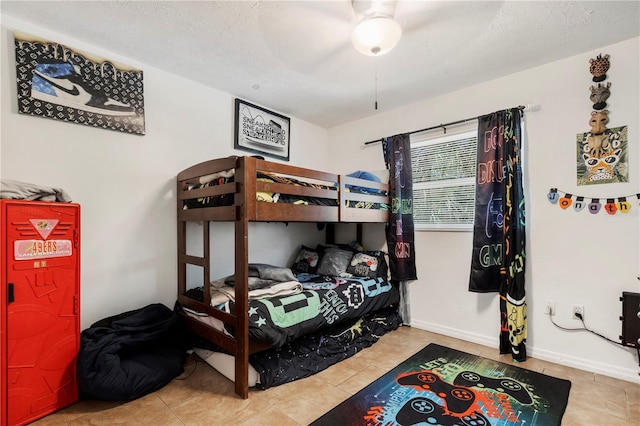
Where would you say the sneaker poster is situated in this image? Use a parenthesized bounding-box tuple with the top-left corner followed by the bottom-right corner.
(14, 31, 145, 135)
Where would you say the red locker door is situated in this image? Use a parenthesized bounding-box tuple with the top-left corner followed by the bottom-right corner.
(1, 200, 80, 426)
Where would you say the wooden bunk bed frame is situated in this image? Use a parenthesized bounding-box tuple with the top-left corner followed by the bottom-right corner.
(176, 156, 389, 398)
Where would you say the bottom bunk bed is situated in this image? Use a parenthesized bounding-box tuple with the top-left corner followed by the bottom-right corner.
(178, 244, 400, 396)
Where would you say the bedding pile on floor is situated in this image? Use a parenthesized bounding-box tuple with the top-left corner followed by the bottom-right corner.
(76, 303, 190, 401)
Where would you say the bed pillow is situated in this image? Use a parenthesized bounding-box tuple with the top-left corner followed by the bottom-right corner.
(346, 250, 388, 279)
(291, 246, 322, 274)
(316, 246, 354, 277)
(345, 170, 384, 194)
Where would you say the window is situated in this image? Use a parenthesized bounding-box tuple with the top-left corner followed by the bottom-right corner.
(411, 129, 477, 231)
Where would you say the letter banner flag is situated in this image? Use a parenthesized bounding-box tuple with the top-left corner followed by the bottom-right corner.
(382, 133, 417, 282)
(547, 188, 638, 215)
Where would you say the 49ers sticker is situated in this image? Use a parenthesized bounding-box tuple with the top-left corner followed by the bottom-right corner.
(14, 239, 72, 260)
(29, 218, 59, 239)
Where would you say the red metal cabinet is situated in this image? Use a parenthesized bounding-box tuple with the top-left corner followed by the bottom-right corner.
(1, 200, 80, 426)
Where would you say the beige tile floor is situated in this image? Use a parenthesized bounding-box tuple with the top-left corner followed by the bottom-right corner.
(32, 326, 639, 425)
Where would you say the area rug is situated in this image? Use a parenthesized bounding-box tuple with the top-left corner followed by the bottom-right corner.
(311, 343, 571, 426)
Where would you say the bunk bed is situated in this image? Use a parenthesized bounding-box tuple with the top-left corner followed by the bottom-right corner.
(175, 155, 395, 399)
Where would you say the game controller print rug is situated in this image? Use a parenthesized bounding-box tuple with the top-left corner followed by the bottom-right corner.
(310, 343, 571, 426)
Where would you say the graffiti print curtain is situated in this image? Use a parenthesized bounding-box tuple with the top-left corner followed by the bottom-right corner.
(382, 133, 417, 282)
(382, 134, 417, 325)
(469, 108, 527, 362)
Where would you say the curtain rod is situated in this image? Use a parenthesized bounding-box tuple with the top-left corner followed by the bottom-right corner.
(363, 104, 531, 146)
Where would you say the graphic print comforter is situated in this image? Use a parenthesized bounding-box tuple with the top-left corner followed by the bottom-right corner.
(228, 276, 399, 347)
(250, 307, 402, 389)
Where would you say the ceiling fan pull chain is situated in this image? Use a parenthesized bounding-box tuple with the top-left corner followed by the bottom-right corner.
(374, 56, 378, 110)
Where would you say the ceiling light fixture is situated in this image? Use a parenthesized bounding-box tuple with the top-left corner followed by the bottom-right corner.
(351, 15, 402, 56)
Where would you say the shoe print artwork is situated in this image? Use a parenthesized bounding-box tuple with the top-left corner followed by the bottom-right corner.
(14, 31, 145, 135)
(234, 98, 290, 161)
(31, 61, 136, 116)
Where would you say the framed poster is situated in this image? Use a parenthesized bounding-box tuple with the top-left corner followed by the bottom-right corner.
(14, 31, 145, 135)
(576, 125, 628, 186)
(234, 98, 290, 161)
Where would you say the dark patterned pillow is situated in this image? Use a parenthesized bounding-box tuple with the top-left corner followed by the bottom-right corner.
(291, 246, 321, 274)
(316, 247, 354, 277)
(346, 251, 388, 279)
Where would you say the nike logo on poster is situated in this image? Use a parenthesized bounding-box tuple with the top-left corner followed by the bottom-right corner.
(34, 70, 81, 96)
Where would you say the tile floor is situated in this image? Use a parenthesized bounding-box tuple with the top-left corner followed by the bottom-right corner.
(32, 326, 639, 425)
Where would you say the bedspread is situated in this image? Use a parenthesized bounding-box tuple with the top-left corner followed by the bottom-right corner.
(227, 276, 399, 347)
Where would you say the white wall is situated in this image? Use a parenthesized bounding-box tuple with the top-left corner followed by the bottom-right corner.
(1, 16, 330, 328)
(328, 37, 640, 382)
(2, 14, 638, 384)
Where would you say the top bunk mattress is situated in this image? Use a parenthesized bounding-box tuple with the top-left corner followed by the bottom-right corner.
(177, 156, 389, 222)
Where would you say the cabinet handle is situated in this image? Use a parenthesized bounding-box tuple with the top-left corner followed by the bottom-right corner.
(8, 283, 14, 303)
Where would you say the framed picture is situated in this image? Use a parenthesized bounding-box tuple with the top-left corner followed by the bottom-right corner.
(234, 98, 290, 161)
(576, 125, 628, 186)
(14, 31, 145, 135)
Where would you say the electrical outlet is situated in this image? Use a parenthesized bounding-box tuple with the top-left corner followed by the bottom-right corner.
(572, 304, 584, 320)
(545, 301, 556, 316)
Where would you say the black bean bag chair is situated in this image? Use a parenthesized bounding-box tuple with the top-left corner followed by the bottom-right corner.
(76, 303, 189, 401)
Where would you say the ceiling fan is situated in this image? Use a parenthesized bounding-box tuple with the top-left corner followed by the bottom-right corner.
(256, 0, 447, 69)
(351, 0, 403, 56)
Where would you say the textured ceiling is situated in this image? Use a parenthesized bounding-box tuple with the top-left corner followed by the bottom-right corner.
(2, 1, 639, 128)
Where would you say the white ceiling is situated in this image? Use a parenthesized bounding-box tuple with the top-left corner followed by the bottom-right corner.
(2, 1, 639, 128)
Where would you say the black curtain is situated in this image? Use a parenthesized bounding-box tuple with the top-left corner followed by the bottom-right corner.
(382, 133, 417, 324)
(382, 133, 417, 281)
(469, 108, 527, 361)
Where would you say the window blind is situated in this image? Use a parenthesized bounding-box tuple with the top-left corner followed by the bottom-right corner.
(411, 130, 477, 230)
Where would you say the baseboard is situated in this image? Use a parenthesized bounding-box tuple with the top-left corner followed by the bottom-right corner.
(526, 345, 639, 384)
(410, 319, 640, 384)
(410, 319, 500, 349)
